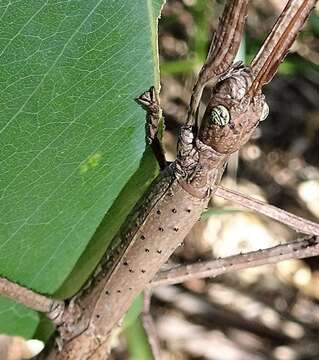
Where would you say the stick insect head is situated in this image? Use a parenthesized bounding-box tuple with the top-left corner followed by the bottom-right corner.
(197, 0, 316, 155)
(198, 65, 268, 154)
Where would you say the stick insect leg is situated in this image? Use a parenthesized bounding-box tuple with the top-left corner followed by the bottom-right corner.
(150, 235, 319, 288)
(136, 87, 167, 170)
(215, 186, 319, 236)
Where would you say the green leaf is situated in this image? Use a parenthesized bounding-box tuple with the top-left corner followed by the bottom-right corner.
(0, 0, 163, 337)
(56, 148, 159, 298)
(124, 311, 153, 360)
(0, 297, 39, 338)
(123, 294, 144, 329)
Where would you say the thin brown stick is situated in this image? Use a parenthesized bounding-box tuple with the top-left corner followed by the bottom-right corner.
(215, 185, 319, 236)
(150, 236, 319, 287)
(249, 0, 318, 95)
(0, 277, 64, 322)
(186, 0, 249, 126)
(141, 290, 161, 360)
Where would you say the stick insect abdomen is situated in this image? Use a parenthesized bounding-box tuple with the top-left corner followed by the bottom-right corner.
(59, 168, 214, 358)
(91, 173, 207, 333)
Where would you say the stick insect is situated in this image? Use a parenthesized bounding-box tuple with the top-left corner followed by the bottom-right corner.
(1, 1, 318, 359)
(43, 1, 317, 358)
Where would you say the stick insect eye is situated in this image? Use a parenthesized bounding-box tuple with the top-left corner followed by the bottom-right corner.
(260, 102, 269, 121)
(210, 105, 230, 126)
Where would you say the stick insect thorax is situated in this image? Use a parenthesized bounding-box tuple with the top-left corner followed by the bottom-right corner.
(174, 64, 268, 200)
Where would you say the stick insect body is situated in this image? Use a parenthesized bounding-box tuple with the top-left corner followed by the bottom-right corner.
(45, 1, 318, 358)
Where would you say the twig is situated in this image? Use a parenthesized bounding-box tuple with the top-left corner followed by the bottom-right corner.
(249, 0, 318, 95)
(0, 277, 64, 323)
(215, 185, 319, 236)
(150, 236, 319, 287)
(186, 0, 248, 126)
(141, 290, 161, 360)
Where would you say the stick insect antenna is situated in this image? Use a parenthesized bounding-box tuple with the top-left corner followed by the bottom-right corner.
(249, 0, 318, 96)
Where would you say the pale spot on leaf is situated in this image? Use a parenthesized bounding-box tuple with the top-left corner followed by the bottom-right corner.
(80, 152, 103, 173)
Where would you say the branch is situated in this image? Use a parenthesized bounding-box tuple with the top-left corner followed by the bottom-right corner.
(0, 277, 64, 323)
(150, 236, 319, 287)
(215, 185, 319, 236)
